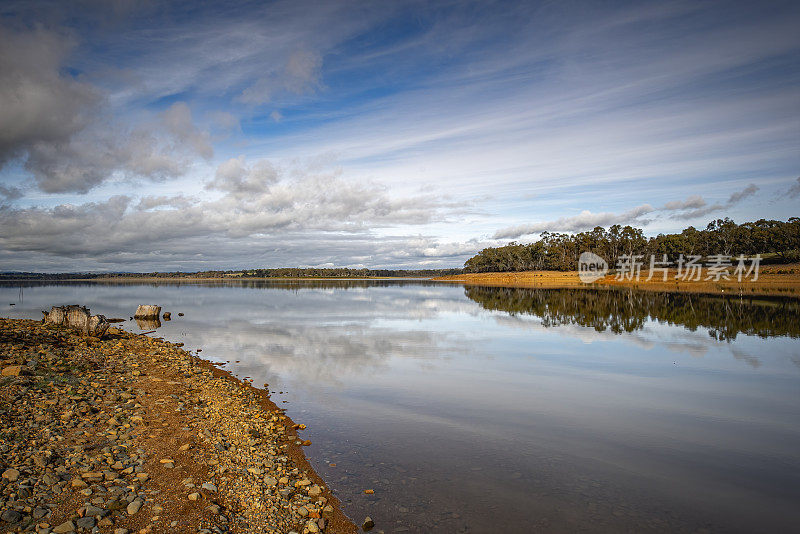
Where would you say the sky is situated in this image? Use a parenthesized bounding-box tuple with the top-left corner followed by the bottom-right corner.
(0, 0, 798, 272)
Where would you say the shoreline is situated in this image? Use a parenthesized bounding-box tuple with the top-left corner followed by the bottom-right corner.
(0, 277, 431, 283)
(432, 263, 800, 298)
(0, 318, 357, 534)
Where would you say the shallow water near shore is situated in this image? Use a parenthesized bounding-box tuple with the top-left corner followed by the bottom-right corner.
(3, 280, 800, 533)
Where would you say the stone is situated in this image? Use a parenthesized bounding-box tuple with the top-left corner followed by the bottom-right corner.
(306, 520, 319, 533)
(201, 482, 217, 492)
(2, 468, 20, 482)
(362, 516, 375, 531)
(126, 499, 143, 515)
(1, 365, 26, 376)
(1, 509, 23, 523)
(80, 472, 103, 482)
(308, 485, 322, 497)
(83, 504, 107, 517)
(76, 516, 96, 529)
(188, 493, 201, 501)
(264, 476, 277, 487)
(53, 520, 76, 533)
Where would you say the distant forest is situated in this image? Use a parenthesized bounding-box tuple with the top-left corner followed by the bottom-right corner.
(0, 267, 462, 281)
(464, 217, 800, 273)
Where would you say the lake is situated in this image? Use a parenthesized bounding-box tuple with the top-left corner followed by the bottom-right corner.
(2, 281, 799, 533)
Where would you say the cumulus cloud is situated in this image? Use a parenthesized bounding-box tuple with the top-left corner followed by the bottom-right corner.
(0, 26, 214, 194)
(208, 111, 241, 135)
(0, 26, 97, 167)
(0, 160, 465, 270)
(136, 194, 197, 211)
(160, 102, 213, 159)
(207, 157, 279, 196)
(238, 50, 323, 105)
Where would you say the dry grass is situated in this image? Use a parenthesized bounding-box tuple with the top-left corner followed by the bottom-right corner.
(433, 263, 800, 297)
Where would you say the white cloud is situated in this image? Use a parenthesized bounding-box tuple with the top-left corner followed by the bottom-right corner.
(493, 185, 762, 239)
(0, 159, 467, 270)
(207, 157, 278, 196)
(160, 102, 213, 160)
(494, 204, 654, 239)
(238, 49, 324, 105)
(0, 25, 214, 194)
(662, 196, 706, 211)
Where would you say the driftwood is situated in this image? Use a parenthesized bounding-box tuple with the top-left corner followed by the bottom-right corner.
(42, 305, 110, 337)
(134, 305, 161, 318)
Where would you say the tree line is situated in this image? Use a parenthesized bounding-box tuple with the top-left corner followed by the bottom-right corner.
(0, 267, 462, 281)
(464, 217, 800, 273)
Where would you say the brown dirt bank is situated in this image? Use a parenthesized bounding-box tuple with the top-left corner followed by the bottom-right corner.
(433, 263, 800, 298)
(0, 318, 357, 534)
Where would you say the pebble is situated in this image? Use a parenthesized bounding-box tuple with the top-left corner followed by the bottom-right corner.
(1, 509, 23, 523)
(127, 499, 143, 515)
(0, 318, 354, 534)
(53, 520, 76, 533)
(76, 516, 96, 529)
(2, 468, 20, 482)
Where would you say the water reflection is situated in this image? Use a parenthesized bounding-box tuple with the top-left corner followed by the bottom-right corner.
(464, 286, 800, 339)
(2, 281, 800, 533)
(134, 317, 161, 329)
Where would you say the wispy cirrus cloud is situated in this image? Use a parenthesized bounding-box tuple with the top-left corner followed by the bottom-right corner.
(0, 1, 797, 271)
(493, 184, 761, 239)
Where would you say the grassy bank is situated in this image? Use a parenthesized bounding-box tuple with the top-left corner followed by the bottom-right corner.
(433, 263, 800, 297)
(0, 318, 355, 534)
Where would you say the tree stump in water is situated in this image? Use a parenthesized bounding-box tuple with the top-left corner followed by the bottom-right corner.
(134, 305, 161, 318)
(42, 305, 110, 337)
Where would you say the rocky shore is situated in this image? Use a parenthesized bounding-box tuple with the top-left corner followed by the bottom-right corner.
(0, 318, 357, 534)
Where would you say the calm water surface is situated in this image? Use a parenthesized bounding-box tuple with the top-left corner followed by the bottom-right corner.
(2, 281, 800, 533)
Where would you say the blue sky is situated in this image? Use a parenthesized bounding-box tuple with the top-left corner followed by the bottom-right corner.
(0, 0, 798, 271)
